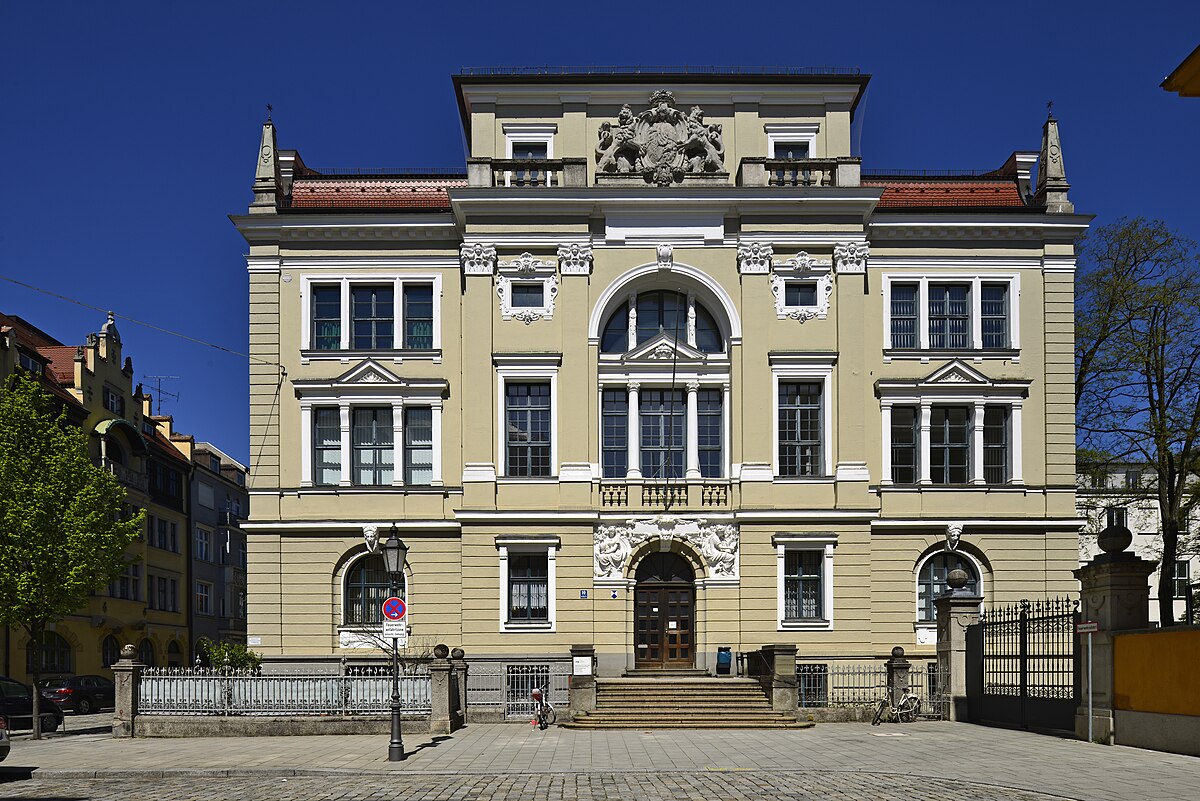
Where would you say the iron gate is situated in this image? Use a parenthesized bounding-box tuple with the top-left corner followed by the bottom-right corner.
(967, 598, 1079, 733)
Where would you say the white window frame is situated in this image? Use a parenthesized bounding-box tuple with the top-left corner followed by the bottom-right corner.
(336, 550, 414, 649)
(300, 274, 443, 353)
(770, 356, 836, 479)
(765, 123, 819, 160)
(496, 253, 558, 324)
(503, 123, 557, 159)
(194, 526, 212, 563)
(880, 399, 1024, 487)
(881, 273, 1021, 356)
(497, 536, 558, 633)
(774, 533, 837, 631)
(913, 549, 985, 640)
(496, 360, 559, 480)
(195, 580, 213, 616)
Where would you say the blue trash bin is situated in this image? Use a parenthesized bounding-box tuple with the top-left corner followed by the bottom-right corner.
(716, 647, 732, 675)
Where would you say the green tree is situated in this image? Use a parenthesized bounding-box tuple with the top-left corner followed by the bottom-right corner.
(0, 370, 143, 737)
(1076, 218, 1200, 625)
(196, 638, 263, 672)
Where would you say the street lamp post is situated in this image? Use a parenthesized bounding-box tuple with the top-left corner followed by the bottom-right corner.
(380, 524, 408, 762)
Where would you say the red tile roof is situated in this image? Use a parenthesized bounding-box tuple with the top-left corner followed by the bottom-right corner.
(287, 178, 465, 210)
(864, 179, 1026, 209)
(36, 345, 80, 385)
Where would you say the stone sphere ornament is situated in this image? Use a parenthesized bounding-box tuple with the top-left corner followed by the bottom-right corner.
(120, 643, 137, 660)
(433, 643, 450, 659)
(946, 568, 970, 591)
(450, 647, 465, 660)
(891, 646, 905, 659)
(1098, 522, 1133, 554)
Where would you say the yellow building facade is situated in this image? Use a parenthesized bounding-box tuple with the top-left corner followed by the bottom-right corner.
(236, 69, 1088, 677)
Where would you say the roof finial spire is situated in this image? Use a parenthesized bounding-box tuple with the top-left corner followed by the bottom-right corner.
(266, 103, 273, 123)
(251, 113, 281, 214)
(1035, 110, 1072, 214)
(1046, 99, 1054, 118)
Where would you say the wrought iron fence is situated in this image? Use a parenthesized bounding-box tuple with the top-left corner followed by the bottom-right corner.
(466, 660, 570, 720)
(982, 598, 1079, 699)
(139, 666, 431, 716)
(796, 660, 947, 718)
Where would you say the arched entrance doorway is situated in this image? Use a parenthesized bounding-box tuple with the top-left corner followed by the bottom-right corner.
(634, 552, 695, 669)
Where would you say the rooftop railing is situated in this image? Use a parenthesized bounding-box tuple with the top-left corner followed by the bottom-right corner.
(738, 157, 861, 188)
(466, 157, 588, 188)
(457, 65, 863, 77)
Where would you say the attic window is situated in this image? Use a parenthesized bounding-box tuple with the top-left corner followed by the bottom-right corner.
(18, 351, 43, 374)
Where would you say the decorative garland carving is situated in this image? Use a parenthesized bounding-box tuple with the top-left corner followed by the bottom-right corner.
(593, 516, 740, 580)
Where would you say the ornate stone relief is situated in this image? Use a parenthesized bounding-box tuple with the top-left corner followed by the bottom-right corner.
(496, 252, 558, 324)
(770, 251, 834, 322)
(362, 524, 381, 554)
(833, 241, 870, 274)
(557, 243, 593, 275)
(946, 522, 963, 551)
(461, 242, 497, 275)
(593, 516, 740, 581)
(595, 90, 726, 186)
(737, 242, 774, 275)
(656, 243, 673, 270)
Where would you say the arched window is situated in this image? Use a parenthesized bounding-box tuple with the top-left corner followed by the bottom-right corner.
(600, 291, 724, 354)
(138, 638, 156, 667)
(26, 631, 72, 674)
(917, 552, 980, 622)
(167, 640, 183, 667)
(344, 554, 405, 625)
(102, 636, 121, 669)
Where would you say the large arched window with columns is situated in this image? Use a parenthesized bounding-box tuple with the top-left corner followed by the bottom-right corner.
(594, 271, 736, 482)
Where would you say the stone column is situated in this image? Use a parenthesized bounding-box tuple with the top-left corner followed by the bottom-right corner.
(428, 644, 453, 735)
(761, 644, 798, 716)
(568, 644, 596, 720)
(450, 647, 468, 728)
(626, 381, 641, 478)
(1073, 524, 1156, 744)
(934, 569, 983, 721)
(885, 646, 911, 707)
(111, 644, 144, 738)
(685, 381, 701, 479)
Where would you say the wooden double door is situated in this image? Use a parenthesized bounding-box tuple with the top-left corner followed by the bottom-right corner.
(633, 552, 696, 668)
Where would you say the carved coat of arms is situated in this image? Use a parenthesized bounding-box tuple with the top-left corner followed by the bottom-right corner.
(596, 90, 726, 185)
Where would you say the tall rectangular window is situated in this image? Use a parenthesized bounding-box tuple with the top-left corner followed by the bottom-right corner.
(108, 563, 140, 601)
(402, 284, 434, 349)
(779, 382, 823, 477)
(931, 406, 970, 484)
(313, 407, 342, 485)
(698, 389, 723, 478)
(194, 528, 211, 562)
(640, 389, 685, 479)
(403, 406, 433, 485)
(351, 407, 394, 485)
(505, 383, 551, 477)
(312, 286, 341, 350)
(1173, 560, 1190, 599)
(981, 284, 1009, 348)
(195, 582, 212, 615)
(890, 283, 918, 349)
(508, 553, 549, 621)
(929, 284, 970, 349)
(351, 286, 394, 349)
(601, 389, 628, 478)
(891, 405, 918, 484)
(983, 405, 1010, 484)
(784, 551, 823, 620)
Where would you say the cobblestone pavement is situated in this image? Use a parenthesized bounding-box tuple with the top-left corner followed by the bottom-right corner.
(0, 770, 1078, 801)
(1, 722, 1197, 801)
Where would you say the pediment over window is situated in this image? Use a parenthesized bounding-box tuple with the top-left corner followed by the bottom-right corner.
(623, 332, 707, 362)
(874, 359, 1031, 398)
(292, 359, 448, 398)
(922, 360, 991, 386)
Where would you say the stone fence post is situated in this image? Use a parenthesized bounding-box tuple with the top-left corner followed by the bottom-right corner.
(428, 643, 454, 735)
(1074, 523, 1156, 744)
(885, 646, 911, 707)
(761, 644, 798, 716)
(934, 568, 984, 721)
(568, 644, 596, 720)
(111, 643, 144, 738)
(450, 647, 468, 727)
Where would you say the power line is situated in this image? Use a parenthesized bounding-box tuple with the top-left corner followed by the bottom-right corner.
(0, 273, 284, 369)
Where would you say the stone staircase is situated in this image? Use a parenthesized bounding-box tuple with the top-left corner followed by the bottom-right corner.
(562, 677, 813, 729)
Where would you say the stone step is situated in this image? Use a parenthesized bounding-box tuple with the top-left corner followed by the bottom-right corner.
(563, 717, 813, 730)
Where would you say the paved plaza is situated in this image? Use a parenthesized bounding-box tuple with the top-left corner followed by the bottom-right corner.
(2, 719, 1198, 800)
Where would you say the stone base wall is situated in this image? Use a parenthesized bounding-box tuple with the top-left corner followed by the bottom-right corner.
(131, 715, 429, 737)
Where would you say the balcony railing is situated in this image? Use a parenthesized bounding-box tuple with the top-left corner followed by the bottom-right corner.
(738, 157, 861, 188)
(102, 459, 147, 492)
(597, 480, 733, 511)
(467, 158, 587, 188)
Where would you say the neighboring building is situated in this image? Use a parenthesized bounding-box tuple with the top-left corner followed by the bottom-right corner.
(1162, 44, 1200, 97)
(188, 442, 249, 652)
(1077, 466, 1199, 624)
(0, 312, 244, 681)
(235, 68, 1089, 677)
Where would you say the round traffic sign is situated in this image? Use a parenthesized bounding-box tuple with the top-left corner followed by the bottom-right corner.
(382, 596, 407, 621)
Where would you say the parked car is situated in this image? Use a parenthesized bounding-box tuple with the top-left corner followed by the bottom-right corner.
(37, 675, 115, 715)
(0, 676, 63, 732)
(0, 715, 10, 762)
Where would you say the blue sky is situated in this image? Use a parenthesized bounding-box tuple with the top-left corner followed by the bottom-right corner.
(2, 1, 1197, 464)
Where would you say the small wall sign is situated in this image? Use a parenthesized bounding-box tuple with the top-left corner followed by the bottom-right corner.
(580, 589, 589, 599)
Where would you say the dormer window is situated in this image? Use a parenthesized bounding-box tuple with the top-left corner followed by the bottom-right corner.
(103, 386, 125, 416)
(17, 351, 43, 374)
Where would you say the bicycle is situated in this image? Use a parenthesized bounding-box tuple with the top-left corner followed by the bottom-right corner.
(530, 685, 556, 730)
(872, 691, 921, 725)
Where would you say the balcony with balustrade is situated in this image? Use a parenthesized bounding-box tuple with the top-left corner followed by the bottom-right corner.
(102, 458, 148, 493)
(467, 157, 588, 188)
(595, 479, 735, 512)
(738, 157, 862, 188)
